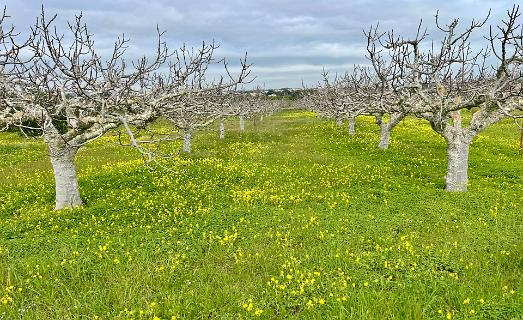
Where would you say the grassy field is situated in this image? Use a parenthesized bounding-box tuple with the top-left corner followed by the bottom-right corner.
(0, 110, 522, 319)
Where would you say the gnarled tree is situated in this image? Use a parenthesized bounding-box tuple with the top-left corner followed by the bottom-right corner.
(367, 6, 523, 191)
(1, 8, 169, 209)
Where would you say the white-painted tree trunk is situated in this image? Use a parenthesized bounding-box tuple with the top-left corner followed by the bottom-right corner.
(377, 113, 406, 150)
(183, 128, 192, 153)
(239, 116, 245, 131)
(427, 111, 477, 192)
(336, 115, 343, 127)
(45, 134, 82, 210)
(347, 116, 356, 135)
(445, 136, 471, 192)
(379, 126, 391, 150)
(219, 119, 225, 139)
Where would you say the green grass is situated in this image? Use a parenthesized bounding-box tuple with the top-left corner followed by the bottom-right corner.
(0, 111, 522, 319)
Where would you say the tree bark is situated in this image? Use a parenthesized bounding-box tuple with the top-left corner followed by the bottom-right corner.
(445, 136, 471, 192)
(219, 119, 225, 139)
(336, 115, 343, 127)
(379, 126, 391, 150)
(377, 113, 406, 150)
(347, 116, 356, 135)
(45, 133, 82, 210)
(239, 116, 245, 131)
(425, 111, 477, 192)
(183, 128, 192, 153)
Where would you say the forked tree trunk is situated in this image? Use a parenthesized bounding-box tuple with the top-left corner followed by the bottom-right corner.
(377, 113, 406, 150)
(426, 111, 477, 192)
(183, 128, 192, 153)
(347, 116, 356, 135)
(219, 119, 225, 139)
(445, 135, 471, 192)
(45, 133, 82, 210)
(239, 116, 245, 131)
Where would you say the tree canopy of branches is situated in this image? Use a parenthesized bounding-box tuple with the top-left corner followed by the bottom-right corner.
(0, 7, 252, 209)
(306, 6, 522, 192)
(365, 6, 522, 191)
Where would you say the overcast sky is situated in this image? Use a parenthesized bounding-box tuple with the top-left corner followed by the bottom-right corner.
(3, 0, 517, 88)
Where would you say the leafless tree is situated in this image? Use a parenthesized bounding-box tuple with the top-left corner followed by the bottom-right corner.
(362, 26, 412, 149)
(216, 89, 258, 138)
(1, 8, 170, 209)
(307, 67, 381, 137)
(260, 96, 287, 120)
(315, 71, 347, 128)
(366, 6, 523, 191)
(147, 42, 252, 152)
(223, 89, 265, 131)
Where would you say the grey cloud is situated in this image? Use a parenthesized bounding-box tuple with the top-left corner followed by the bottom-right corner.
(2, 0, 517, 88)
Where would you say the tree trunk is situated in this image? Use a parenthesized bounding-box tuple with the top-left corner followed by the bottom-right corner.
(239, 116, 245, 131)
(183, 128, 192, 153)
(347, 116, 356, 135)
(374, 113, 383, 126)
(336, 115, 343, 127)
(378, 113, 406, 150)
(46, 135, 82, 210)
(379, 125, 391, 150)
(219, 119, 225, 139)
(445, 136, 471, 192)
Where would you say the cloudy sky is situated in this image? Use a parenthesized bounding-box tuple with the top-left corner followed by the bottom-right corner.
(3, 0, 517, 88)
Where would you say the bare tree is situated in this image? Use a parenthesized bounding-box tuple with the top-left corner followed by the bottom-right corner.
(149, 42, 252, 152)
(215, 89, 261, 139)
(304, 73, 347, 129)
(225, 89, 264, 131)
(367, 6, 523, 191)
(238, 93, 256, 131)
(1, 8, 169, 209)
(339, 66, 382, 136)
(259, 95, 286, 120)
(307, 67, 379, 137)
